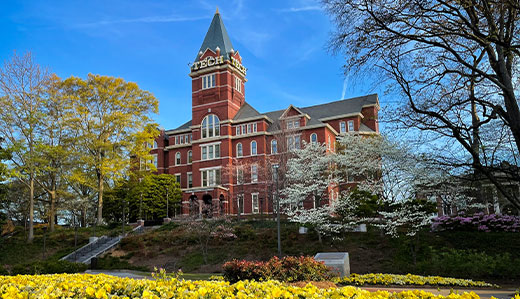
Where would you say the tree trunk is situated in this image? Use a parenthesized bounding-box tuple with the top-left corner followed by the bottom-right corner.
(81, 204, 86, 228)
(27, 177, 34, 243)
(97, 174, 104, 224)
(49, 191, 56, 232)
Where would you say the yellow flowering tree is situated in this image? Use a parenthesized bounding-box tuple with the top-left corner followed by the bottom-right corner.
(61, 74, 159, 224)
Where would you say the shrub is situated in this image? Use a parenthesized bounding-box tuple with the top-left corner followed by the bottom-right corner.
(0, 265, 9, 275)
(9, 260, 87, 275)
(416, 248, 520, 278)
(432, 213, 520, 232)
(222, 256, 337, 283)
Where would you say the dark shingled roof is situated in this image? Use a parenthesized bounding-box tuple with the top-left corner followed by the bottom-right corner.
(173, 120, 192, 131)
(195, 12, 234, 62)
(166, 94, 378, 133)
(233, 102, 261, 120)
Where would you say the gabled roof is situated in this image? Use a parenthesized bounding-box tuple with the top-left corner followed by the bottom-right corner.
(195, 11, 234, 62)
(233, 102, 261, 120)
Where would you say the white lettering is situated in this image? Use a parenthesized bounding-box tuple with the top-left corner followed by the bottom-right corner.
(191, 55, 225, 72)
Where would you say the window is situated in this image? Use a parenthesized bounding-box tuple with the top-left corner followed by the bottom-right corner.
(251, 164, 258, 183)
(201, 168, 221, 187)
(237, 168, 244, 184)
(287, 135, 301, 150)
(175, 152, 181, 165)
(237, 194, 244, 214)
(201, 143, 220, 160)
(175, 136, 179, 145)
(328, 136, 331, 150)
(187, 173, 193, 188)
(340, 121, 346, 133)
(241, 124, 246, 134)
(184, 135, 189, 143)
(152, 154, 158, 169)
(250, 140, 257, 155)
(247, 124, 251, 134)
(189, 134, 192, 143)
(252, 193, 259, 214)
(152, 140, 158, 149)
(202, 73, 216, 89)
(236, 143, 243, 157)
(253, 123, 257, 132)
(348, 120, 355, 132)
(271, 140, 277, 154)
(175, 174, 181, 185)
(310, 133, 317, 144)
(287, 119, 300, 129)
(201, 114, 220, 138)
(188, 150, 192, 164)
(235, 76, 242, 92)
(236, 126, 241, 135)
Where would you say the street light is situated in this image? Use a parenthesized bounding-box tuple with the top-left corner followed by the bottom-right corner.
(166, 186, 169, 219)
(273, 164, 281, 257)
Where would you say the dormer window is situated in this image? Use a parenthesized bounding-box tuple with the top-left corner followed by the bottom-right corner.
(340, 121, 346, 133)
(201, 114, 220, 138)
(202, 73, 216, 89)
(348, 120, 355, 132)
(286, 120, 300, 130)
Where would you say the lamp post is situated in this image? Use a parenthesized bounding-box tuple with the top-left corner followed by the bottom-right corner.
(122, 198, 125, 236)
(42, 226, 47, 259)
(273, 164, 281, 257)
(166, 186, 169, 219)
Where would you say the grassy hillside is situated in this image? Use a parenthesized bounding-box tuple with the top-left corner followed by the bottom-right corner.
(106, 220, 520, 281)
(0, 224, 128, 268)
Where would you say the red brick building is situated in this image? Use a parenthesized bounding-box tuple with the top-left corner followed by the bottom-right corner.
(152, 11, 380, 216)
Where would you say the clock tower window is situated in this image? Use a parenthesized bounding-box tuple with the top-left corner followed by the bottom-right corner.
(201, 114, 220, 138)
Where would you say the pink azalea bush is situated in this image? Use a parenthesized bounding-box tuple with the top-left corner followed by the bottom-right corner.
(432, 213, 520, 232)
(222, 256, 337, 283)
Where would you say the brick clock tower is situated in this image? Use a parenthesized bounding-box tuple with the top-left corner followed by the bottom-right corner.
(186, 9, 247, 215)
(153, 9, 380, 218)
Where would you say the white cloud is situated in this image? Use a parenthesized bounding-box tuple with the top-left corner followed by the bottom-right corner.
(278, 6, 323, 13)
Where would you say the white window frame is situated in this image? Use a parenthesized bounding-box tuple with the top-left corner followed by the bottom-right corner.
(348, 120, 355, 132)
(187, 172, 193, 188)
(175, 152, 181, 165)
(201, 168, 221, 187)
(188, 150, 192, 164)
(271, 139, 277, 154)
(287, 135, 301, 150)
(152, 154, 158, 169)
(201, 114, 220, 139)
(152, 140, 158, 149)
(340, 121, 346, 133)
(175, 173, 181, 185)
(252, 193, 259, 214)
(201, 143, 221, 161)
(235, 76, 242, 92)
(237, 168, 244, 185)
(251, 164, 258, 183)
(202, 73, 216, 89)
(236, 126, 241, 135)
(236, 143, 243, 157)
(237, 194, 244, 214)
(250, 140, 257, 156)
(310, 133, 317, 144)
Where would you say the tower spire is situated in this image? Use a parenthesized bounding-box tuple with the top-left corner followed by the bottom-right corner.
(194, 11, 234, 62)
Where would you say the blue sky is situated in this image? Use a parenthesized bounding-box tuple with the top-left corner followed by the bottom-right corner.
(1, 0, 384, 130)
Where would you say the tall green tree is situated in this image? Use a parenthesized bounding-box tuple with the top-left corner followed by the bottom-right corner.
(0, 52, 51, 242)
(61, 74, 159, 224)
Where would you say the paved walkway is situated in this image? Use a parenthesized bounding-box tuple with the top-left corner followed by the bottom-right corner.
(85, 270, 150, 280)
(360, 286, 516, 299)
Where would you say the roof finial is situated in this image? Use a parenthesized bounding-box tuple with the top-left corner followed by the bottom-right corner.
(216, 6, 219, 14)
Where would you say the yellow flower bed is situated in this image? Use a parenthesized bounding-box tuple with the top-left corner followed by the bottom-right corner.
(0, 273, 484, 299)
(333, 273, 497, 288)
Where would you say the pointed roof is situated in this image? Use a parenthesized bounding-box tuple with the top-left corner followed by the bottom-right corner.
(195, 11, 234, 62)
(233, 102, 261, 120)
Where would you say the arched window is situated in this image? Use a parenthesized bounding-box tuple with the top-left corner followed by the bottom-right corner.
(310, 133, 317, 144)
(175, 152, 181, 165)
(236, 143, 243, 157)
(271, 140, 277, 154)
(201, 114, 220, 139)
(251, 140, 257, 156)
(188, 150, 192, 164)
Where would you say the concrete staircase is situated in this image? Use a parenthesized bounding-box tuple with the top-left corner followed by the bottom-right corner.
(61, 235, 122, 264)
